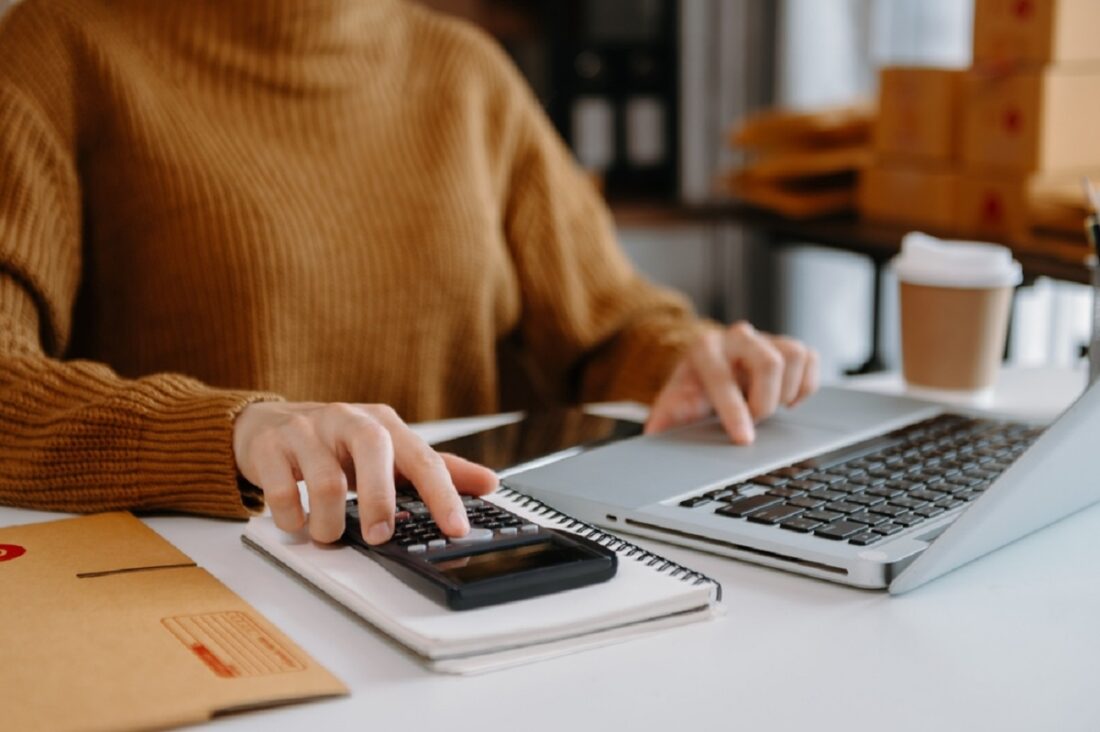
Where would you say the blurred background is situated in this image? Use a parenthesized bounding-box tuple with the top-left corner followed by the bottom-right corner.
(418, 0, 1093, 382)
(2, 0, 1091, 381)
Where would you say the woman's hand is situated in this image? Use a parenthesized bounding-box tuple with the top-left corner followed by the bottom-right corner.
(646, 322, 819, 444)
(233, 402, 498, 544)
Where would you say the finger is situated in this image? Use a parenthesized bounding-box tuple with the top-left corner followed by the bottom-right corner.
(769, 336, 808, 407)
(725, 322, 784, 421)
(294, 432, 351, 543)
(793, 348, 820, 405)
(645, 363, 710, 434)
(340, 416, 397, 546)
(254, 441, 306, 532)
(370, 407, 469, 537)
(440, 453, 499, 496)
(687, 334, 755, 444)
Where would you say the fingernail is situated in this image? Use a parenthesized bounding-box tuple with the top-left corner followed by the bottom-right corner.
(448, 507, 470, 535)
(739, 421, 755, 444)
(366, 521, 391, 544)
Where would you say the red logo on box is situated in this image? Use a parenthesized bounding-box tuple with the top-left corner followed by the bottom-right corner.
(982, 193, 1006, 225)
(0, 544, 26, 562)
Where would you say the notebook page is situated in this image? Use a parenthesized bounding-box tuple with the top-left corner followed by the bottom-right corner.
(242, 488, 720, 661)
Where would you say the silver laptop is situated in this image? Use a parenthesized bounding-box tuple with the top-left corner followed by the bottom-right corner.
(503, 382, 1100, 593)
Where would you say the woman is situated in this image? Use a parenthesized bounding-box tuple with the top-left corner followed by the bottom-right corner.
(0, 0, 818, 546)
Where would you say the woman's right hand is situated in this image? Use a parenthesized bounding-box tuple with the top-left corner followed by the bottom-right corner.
(232, 402, 498, 545)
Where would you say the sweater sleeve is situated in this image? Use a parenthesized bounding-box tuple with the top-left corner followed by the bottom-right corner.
(501, 81, 710, 405)
(0, 81, 279, 519)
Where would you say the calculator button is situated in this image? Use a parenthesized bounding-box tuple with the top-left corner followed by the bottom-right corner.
(450, 528, 494, 544)
(406, 544, 427, 553)
(497, 527, 518, 536)
(520, 523, 539, 533)
(401, 502, 431, 516)
(427, 539, 447, 549)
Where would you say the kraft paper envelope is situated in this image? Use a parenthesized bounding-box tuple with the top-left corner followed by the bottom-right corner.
(0, 512, 346, 732)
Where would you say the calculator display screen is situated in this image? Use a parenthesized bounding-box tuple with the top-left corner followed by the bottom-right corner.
(430, 541, 588, 585)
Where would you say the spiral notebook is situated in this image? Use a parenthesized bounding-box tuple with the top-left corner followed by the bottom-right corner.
(242, 486, 723, 675)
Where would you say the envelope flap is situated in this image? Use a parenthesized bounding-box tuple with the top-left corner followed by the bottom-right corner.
(0, 512, 193, 580)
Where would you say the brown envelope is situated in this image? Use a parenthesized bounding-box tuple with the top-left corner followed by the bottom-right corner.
(0, 512, 347, 732)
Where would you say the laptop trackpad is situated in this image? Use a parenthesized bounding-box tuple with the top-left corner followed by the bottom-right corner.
(506, 387, 936, 510)
(507, 417, 845, 510)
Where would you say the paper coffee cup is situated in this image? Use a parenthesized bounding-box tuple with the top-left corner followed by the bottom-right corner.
(892, 232, 1022, 395)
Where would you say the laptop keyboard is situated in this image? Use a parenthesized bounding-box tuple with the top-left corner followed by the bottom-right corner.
(677, 414, 1044, 547)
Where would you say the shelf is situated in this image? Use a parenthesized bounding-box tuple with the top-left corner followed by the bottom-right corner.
(609, 200, 1093, 285)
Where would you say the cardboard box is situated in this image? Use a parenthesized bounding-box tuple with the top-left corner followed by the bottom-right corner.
(961, 66, 1100, 171)
(858, 164, 958, 230)
(953, 171, 1032, 242)
(874, 67, 964, 165)
(0, 513, 347, 732)
(973, 0, 1100, 66)
(730, 103, 874, 151)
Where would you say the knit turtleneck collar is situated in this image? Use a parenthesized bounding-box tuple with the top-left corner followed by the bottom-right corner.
(147, 0, 406, 92)
(183, 0, 401, 53)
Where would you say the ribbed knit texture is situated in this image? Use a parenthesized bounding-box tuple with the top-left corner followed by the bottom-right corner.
(0, 0, 704, 518)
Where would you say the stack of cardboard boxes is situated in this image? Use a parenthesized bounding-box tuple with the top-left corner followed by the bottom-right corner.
(723, 104, 874, 218)
(859, 0, 1100, 260)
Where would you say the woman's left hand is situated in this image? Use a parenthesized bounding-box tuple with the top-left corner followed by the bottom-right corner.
(645, 322, 819, 444)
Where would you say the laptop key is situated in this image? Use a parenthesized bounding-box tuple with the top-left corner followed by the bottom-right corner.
(849, 475, 886, 487)
(788, 496, 825, 509)
(803, 509, 843, 523)
(786, 479, 825, 492)
(807, 472, 845, 485)
(746, 504, 805, 525)
(773, 466, 814, 479)
(678, 496, 711, 508)
(809, 489, 847, 502)
(814, 520, 864, 540)
(890, 496, 929, 510)
(847, 511, 888, 526)
(824, 500, 861, 514)
(892, 514, 924, 527)
(914, 505, 946, 518)
(865, 486, 904, 499)
(848, 532, 881, 546)
(869, 503, 908, 518)
(751, 475, 788, 487)
(715, 494, 782, 518)
(872, 523, 904, 536)
(910, 489, 949, 502)
(780, 517, 823, 533)
(767, 486, 806, 499)
(847, 493, 885, 507)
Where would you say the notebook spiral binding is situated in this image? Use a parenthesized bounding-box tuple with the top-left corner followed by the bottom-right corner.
(497, 485, 723, 601)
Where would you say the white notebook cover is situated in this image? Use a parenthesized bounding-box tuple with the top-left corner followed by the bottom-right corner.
(243, 486, 723, 675)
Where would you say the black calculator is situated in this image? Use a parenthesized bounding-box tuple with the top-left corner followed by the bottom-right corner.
(342, 490, 617, 611)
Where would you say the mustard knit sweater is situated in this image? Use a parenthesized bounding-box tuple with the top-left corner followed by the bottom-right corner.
(0, 0, 703, 519)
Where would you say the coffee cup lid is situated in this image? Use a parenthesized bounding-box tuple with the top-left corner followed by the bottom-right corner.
(891, 232, 1023, 289)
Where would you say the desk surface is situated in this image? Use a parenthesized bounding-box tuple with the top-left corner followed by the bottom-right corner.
(4, 370, 1099, 732)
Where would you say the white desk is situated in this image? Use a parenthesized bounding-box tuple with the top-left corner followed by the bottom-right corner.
(4, 369, 1099, 732)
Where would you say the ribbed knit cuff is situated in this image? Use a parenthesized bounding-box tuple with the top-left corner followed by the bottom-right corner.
(133, 375, 282, 519)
